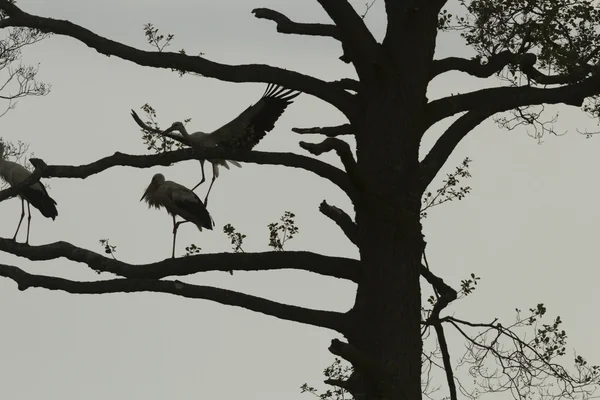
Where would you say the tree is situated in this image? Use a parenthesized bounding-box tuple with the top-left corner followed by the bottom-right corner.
(0, 1, 599, 400)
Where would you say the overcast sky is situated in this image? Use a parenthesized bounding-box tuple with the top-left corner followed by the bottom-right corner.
(0, 1, 598, 399)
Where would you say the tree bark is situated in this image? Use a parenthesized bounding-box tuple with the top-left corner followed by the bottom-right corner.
(344, 90, 427, 399)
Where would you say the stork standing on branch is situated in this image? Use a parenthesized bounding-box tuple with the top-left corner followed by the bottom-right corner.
(156, 84, 300, 205)
(140, 173, 214, 259)
(0, 142, 58, 244)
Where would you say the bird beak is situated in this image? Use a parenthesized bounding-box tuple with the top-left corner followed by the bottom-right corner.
(160, 125, 177, 135)
(140, 186, 150, 202)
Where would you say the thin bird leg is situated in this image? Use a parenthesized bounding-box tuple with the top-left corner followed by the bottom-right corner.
(12, 197, 25, 241)
(25, 201, 32, 245)
(172, 215, 178, 259)
(171, 217, 191, 259)
(191, 159, 206, 191)
(203, 164, 218, 207)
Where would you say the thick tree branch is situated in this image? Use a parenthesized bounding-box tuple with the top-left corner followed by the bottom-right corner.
(251, 8, 340, 39)
(299, 138, 360, 188)
(0, 1, 355, 116)
(0, 262, 348, 332)
(0, 239, 360, 282)
(331, 78, 360, 92)
(427, 74, 600, 125)
(420, 111, 492, 188)
(315, 0, 379, 77)
(319, 200, 358, 246)
(432, 51, 594, 85)
(23, 147, 358, 201)
(292, 124, 353, 137)
(432, 51, 518, 80)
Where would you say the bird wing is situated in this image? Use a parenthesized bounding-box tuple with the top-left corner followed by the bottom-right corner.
(164, 181, 214, 230)
(210, 84, 300, 149)
(0, 160, 57, 219)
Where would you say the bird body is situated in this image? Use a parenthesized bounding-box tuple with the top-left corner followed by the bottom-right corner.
(157, 84, 300, 203)
(141, 173, 213, 258)
(0, 142, 58, 243)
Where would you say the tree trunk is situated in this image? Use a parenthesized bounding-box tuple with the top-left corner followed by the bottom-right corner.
(346, 87, 427, 400)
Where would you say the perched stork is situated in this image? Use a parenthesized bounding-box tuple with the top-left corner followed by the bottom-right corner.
(157, 84, 300, 204)
(0, 142, 58, 243)
(140, 173, 214, 258)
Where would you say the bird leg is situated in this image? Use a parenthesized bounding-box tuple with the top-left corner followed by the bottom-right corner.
(12, 198, 25, 241)
(191, 159, 206, 191)
(25, 201, 32, 245)
(203, 175, 217, 207)
(171, 216, 191, 258)
(203, 163, 219, 207)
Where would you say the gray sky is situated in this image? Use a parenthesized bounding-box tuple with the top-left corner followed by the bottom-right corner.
(0, 1, 598, 399)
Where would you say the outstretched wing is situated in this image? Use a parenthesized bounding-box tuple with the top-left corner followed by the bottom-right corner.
(211, 84, 300, 149)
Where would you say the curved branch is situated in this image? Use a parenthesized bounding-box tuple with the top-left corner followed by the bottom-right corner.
(426, 75, 600, 125)
(420, 111, 492, 188)
(0, 262, 348, 332)
(0, 239, 361, 282)
(419, 264, 457, 302)
(0, 0, 355, 116)
(251, 8, 340, 39)
(26, 147, 358, 201)
(432, 52, 518, 80)
(432, 51, 593, 85)
(319, 200, 358, 246)
(299, 138, 360, 188)
(292, 124, 353, 137)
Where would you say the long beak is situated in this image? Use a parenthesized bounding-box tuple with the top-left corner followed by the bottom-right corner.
(140, 186, 150, 202)
(159, 125, 177, 135)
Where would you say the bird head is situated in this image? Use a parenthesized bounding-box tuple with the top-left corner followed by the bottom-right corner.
(161, 121, 186, 135)
(140, 173, 165, 202)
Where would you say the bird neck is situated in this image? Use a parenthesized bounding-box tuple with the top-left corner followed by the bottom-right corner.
(180, 126, 192, 138)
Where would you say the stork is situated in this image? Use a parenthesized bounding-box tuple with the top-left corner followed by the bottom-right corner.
(135, 84, 300, 205)
(140, 173, 214, 259)
(0, 142, 58, 243)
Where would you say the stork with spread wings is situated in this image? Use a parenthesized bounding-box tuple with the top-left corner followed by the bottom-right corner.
(131, 84, 300, 205)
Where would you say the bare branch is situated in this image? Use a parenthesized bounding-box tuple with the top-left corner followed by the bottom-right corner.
(292, 124, 353, 137)
(0, 0, 355, 115)
(432, 51, 593, 85)
(24, 147, 359, 201)
(421, 111, 492, 188)
(0, 239, 360, 282)
(319, 200, 358, 246)
(315, 0, 379, 77)
(0, 262, 348, 332)
(426, 75, 600, 125)
(251, 8, 340, 39)
(432, 323, 458, 400)
(299, 138, 360, 187)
